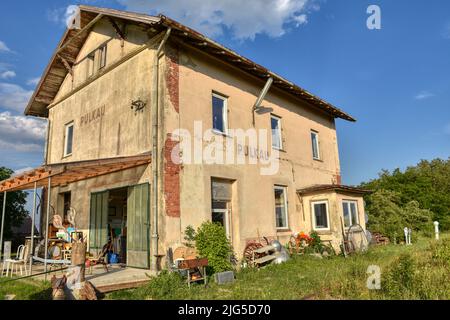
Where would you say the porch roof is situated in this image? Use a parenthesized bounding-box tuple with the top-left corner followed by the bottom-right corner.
(0, 153, 151, 193)
(297, 184, 372, 196)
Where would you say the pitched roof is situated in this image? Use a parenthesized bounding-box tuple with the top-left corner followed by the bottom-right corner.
(25, 5, 356, 122)
(297, 184, 372, 195)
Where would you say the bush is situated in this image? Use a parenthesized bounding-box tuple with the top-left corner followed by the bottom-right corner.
(194, 222, 234, 274)
(183, 225, 196, 248)
(303, 231, 335, 255)
(382, 254, 416, 299)
(431, 239, 450, 266)
(142, 271, 188, 299)
(366, 190, 433, 241)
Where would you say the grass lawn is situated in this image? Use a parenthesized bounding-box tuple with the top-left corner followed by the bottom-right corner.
(1, 235, 448, 300)
(0, 278, 51, 300)
(107, 235, 450, 300)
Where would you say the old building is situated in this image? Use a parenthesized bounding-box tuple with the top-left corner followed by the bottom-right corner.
(0, 5, 369, 270)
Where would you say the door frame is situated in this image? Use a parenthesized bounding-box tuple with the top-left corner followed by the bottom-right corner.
(126, 182, 151, 269)
(88, 182, 151, 268)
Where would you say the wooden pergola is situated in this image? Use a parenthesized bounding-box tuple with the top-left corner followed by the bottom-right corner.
(0, 153, 151, 278)
(0, 153, 151, 193)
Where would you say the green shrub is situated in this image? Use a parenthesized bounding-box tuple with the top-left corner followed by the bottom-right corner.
(382, 254, 415, 298)
(183, 225, 196, 248)
(142, 271, 188, 299)
(304, 231, 335, 255)
(431, 239, 450, 266)
(194, 221, 233, 274)
(365, 190, 433, 241)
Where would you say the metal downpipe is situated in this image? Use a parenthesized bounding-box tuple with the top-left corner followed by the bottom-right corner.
(150, 27, 172, 271)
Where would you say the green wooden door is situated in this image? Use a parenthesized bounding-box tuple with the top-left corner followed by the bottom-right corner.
(89, 191, 109, 254)
(127, 183, 150, 268)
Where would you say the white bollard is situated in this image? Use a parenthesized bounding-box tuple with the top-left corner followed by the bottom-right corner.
(434, 221, 440, 241)
(404, 227, 409, 245)
(408, 228, 412, 245)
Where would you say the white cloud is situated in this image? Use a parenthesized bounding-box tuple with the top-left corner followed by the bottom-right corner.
(27, 77, 41, 86)
(0, 83, 34, 112)
(0, 70, 16, 79)
(14, 167, 35, 175)
(47, 5, 79, 28)
(0, 40, 12, 53)
(117, 0, 318, 40)
(414, 91, 435, 100)
(0, 111, 46, 152)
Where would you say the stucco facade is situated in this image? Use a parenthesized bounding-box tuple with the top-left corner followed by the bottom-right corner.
(23, 6, 368, 269)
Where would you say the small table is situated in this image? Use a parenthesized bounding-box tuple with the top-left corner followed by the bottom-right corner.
(177, 258, 208, 287)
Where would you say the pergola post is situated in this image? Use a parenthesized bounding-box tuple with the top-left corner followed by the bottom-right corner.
(44, 177, 51, 281)
(0, 192, 6, 262)
(29, 182, 37, 274)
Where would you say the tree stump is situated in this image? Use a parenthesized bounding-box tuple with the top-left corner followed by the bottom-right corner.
(71, 242, 87, 282)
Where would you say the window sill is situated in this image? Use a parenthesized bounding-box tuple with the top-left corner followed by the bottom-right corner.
(212, 129, 232, 138)
(62, 153, 73, 159)
(313, 158, 323, 162)
(313, 229, 332, 235)
(276, 228, 291, 233)
(272, 147, 286, 153)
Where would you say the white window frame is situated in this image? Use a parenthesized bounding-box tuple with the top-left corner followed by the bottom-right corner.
(311, 130, 321, 160)
(274, 185, 289, 230)
(311, 200, 330, 231)
(212, 92, 228, 135)
(212, 208, 231, 239)
(271, 114, 283, 150)
(86, 52, 95, 78)
(63, 122, 74, 157)
(342, 200, 359, 228)
(99, 44, 107, 69)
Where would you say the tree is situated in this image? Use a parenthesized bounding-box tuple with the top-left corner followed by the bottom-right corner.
(0, 167, 29, 240)
(365, 190, 433, 241)
(361, 158, 450, 230)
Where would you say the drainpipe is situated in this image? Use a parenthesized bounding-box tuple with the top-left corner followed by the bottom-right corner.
(43, 119, 51, 165)
(0, 192, 6, 261)
(150, 27, 172, 271)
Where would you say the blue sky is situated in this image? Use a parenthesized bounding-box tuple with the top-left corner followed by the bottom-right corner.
(0, 0, 449, 193)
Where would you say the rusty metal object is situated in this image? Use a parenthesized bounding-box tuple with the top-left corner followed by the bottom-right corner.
(177, 258, 208, 270)
(243, 241, 263, 266)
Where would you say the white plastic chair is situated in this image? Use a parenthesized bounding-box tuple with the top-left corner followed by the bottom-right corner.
(3, 244, 29, 277)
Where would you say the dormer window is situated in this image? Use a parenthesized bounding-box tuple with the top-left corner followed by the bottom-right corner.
(87, 53, 95, 78)
(63, 122, 74, 157)
(99, 44, 107, 69)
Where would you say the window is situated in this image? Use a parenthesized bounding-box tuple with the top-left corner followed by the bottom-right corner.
(271, 115, 282, 150)
(211, 179, 232, 238)
(274, 186, 289, 229)
(99, 45, 107, 69)
(311, 130, 320, 160)
(64, 122, 74, 157)
(87, 53, 95, 78)
(312, 200, 329, 230)
(212, 93, 227, 134)
(342, 200, 359, 228)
